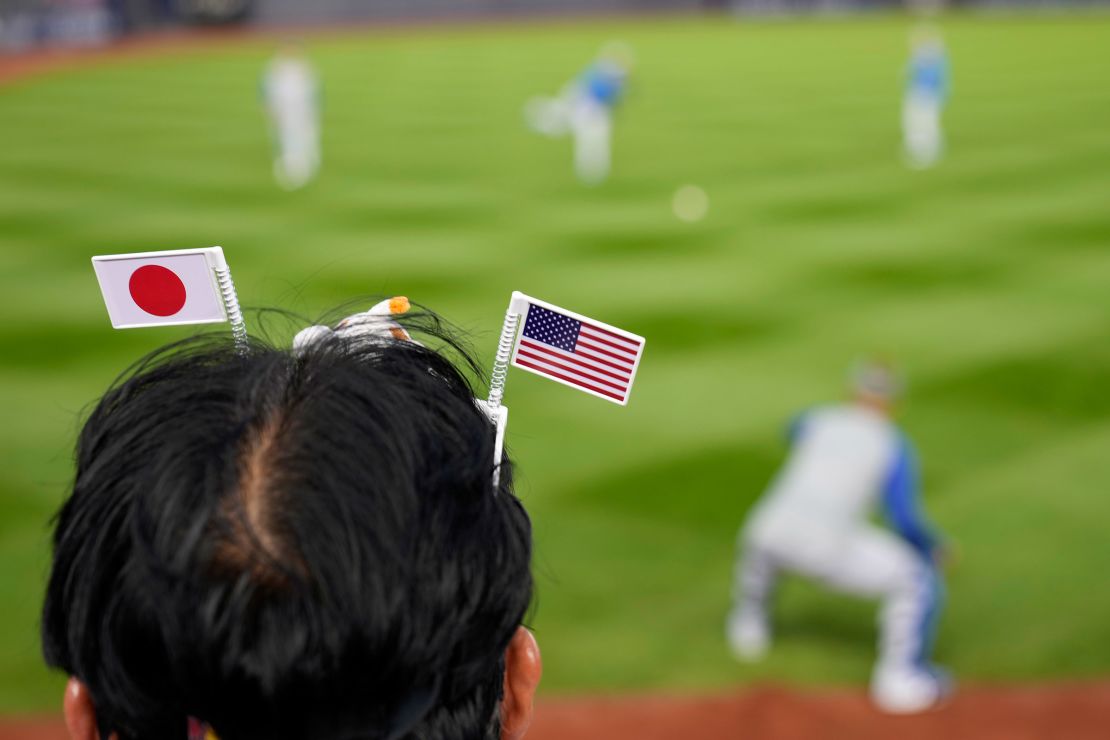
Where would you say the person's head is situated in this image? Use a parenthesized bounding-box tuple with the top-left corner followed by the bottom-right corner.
(910, 24, 944, 57)
(850, 359, 904, 414)
(42, 308, 538, 740)
(597, 40, 635, 73)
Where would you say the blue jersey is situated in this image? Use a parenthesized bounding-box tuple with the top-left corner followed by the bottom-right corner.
(781, 408, 942, 559)
(907, 50, 948, 100)
(579, 62, 627, 108)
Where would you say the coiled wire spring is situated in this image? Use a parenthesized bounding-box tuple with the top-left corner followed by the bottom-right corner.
(214, 265, 249, 352)
(487, 308, 521, 407)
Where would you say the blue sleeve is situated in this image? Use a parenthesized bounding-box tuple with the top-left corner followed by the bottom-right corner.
(882, 437, 940, 558)
(786, 411, 808, 445)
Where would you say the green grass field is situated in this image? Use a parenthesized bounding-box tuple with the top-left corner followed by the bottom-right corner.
(2, 13, 1109, 712)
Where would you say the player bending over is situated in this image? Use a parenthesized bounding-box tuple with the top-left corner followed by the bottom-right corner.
(524, 42, 633, 185)
(42, 304, 540, 740)
(727, 362, 951, 713)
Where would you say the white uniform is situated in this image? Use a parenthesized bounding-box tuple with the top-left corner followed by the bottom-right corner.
(263, 55, 320, 190)
(569, 94, 613, 186)
(730, 403, 947, 713)
(902, 91, 943, 168)
(902, 37, 948, 170)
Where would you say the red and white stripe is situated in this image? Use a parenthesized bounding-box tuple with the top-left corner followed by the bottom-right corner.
(513, 318, 643, 405)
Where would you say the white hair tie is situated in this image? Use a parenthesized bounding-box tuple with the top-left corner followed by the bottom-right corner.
(292, 324, 335, 354)
(293, 297, 418, 356)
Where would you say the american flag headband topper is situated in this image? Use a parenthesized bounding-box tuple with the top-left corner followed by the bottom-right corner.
(483, 291, 646, 484)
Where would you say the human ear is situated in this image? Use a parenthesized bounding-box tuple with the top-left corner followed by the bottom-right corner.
(500, 627, 542, 740)
(63, 677, 98, 740)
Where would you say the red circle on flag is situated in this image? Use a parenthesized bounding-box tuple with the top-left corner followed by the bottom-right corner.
(128, 265, 187, 317)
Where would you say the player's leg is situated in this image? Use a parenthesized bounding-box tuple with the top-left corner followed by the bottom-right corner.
(872, 555, 948, 712)
(903, 92, 940, 169)
(571, 102, 611, 185)
(726, 537, 778, 661)
(279, 116, 314, 190)
(820, 529, 949, 712)
(925, 97, 943, 164)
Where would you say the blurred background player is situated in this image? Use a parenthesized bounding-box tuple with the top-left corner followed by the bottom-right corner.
(262, 42, 321, 190)
(902, 26, 949, 169)
(524, 41, 633, 185)
(727, 361, 951, 714)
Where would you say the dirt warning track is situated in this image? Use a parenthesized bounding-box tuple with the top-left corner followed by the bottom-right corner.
(2, 683, 1108, 740)
(528, 683, 1110, 740)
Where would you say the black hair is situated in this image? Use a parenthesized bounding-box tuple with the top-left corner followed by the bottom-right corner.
(41, 309, 533, 740)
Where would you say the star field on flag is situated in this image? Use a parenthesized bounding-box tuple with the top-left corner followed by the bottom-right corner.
(510, 295, 645, 405)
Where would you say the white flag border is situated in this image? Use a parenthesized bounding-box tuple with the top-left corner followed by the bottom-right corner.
(91, 247, 229, 330)
(508, 292, 645, 407)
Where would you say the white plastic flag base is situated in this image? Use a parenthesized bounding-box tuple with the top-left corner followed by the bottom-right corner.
(475, 400, 509, 490)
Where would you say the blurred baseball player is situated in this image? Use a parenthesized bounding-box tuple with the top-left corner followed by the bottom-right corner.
(902, 26, 949, 169)
(727, 362, 951, 713)
(524, 42, 633, 185)
(262, 42, 321, 190)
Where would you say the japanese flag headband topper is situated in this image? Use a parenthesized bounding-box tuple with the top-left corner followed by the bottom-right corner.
(480, 291, 645, 482)
(91, 246, 247, 349)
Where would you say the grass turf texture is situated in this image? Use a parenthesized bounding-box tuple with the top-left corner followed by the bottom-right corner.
(2, 13, 1109, 711)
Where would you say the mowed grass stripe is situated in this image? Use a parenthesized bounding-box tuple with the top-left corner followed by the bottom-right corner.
(0, 15, 1109, 710)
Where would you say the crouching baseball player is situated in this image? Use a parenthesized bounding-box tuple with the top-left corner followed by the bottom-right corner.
(727, 362, 951, 713)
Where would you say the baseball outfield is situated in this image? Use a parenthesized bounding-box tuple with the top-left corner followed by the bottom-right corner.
(1, 13, 1108, 736)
